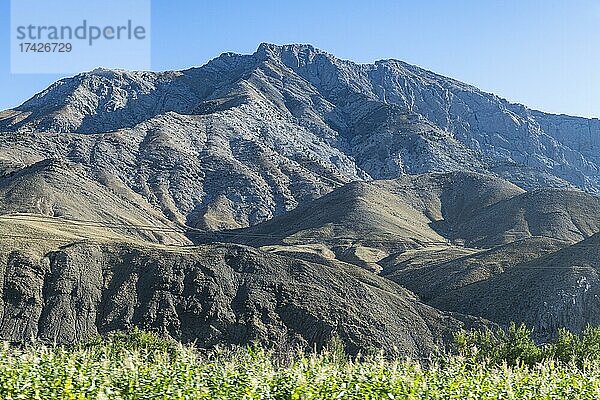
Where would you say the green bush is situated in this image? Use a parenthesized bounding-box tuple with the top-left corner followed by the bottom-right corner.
(455, 323, 600, 368)
(455, 322, 543, 366)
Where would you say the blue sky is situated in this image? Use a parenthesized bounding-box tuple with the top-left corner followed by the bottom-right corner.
(1, 0, 599, 117)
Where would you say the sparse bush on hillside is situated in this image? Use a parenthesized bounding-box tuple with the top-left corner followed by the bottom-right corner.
(78, 327, 184, 360)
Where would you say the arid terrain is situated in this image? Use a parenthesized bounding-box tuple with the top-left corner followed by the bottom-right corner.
(0, 43, 599, 355)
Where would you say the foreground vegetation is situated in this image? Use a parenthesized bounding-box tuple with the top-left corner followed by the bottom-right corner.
(2, 327, 600, 399)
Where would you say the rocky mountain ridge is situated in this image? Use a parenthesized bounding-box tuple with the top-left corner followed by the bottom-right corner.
(1, 43, 598, 232)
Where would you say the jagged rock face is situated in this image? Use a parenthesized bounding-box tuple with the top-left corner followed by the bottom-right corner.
(0, 243, 485, 356)
(254, 44, 600, 191)
(1, 43, 599, 229)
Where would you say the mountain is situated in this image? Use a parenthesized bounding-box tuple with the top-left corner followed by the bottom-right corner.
(206, 170, 600, 341)
(1, 43, 600, 352)
(1, 43, 599, 232)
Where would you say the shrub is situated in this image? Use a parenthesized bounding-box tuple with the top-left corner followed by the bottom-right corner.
(455, 322, 542, 366)
(455, 323, 600, 368)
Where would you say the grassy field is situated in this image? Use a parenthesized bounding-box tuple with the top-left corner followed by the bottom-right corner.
(1, 328, 600, 399)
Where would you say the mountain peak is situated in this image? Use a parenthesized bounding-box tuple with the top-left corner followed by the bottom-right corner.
(88, 67, 126, 76)
(254, 42, 330, 64)
(256, 42, 320, 55)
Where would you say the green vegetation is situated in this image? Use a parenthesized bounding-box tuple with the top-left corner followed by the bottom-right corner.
(1, 328, 600, 399)
(455, 322, 600, 368)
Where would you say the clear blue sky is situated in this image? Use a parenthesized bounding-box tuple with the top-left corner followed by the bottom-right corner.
(1, 0, 599, 118)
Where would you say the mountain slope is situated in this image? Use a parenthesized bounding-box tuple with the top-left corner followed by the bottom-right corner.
(0, 158, 188, 244)
(211, 172, 600, 272)
(382, 236, 569, 301)
(260, 44, 600, 192)
(0, 239, 487, 356)
(447, 189, 600, 247)
(426, 233, 600, 340)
